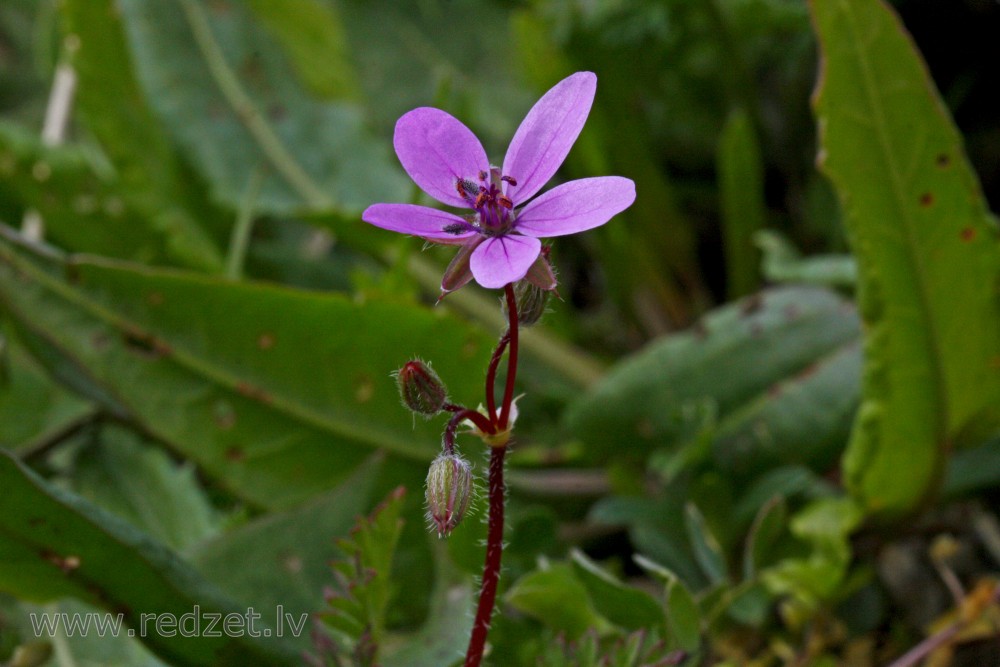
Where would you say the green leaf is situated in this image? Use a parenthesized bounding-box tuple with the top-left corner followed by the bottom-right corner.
(942, 435, 1000, 498)
(381, 541, 474, 667)
(589, 492, 704, 589)
(732, 465, 839, 527)
(684, 504, 728, 586)
(244, 0, 359, 100)
(533, 630, 600, 667)
(342, 0, 531, 149)
(718, 109, 766, 299)
(116, 0, 408, 215)
(0, 226, 493, 509)
(743, 496, 788, 579)
(506, 562, 607, 639)
(0, 332, 93, 454)
(634, 556, 702, 653)
(73, 425, 218, 552)
(568, 286, 860, 471)
(733, 465, 831, 527)
(811, 0, 1000, 515)
(760, 497, 862, 612)
(722, 581, 772, 628)
(754, 230, 857, 289)
(60, 0, 225, 272)
(0, 121, 179, 264)
(532, 627, 679, 667)
(710, 340, 861, 476)
(0, 450, 298, 666)
(193, 458, 380, 652)
(318, 486, 406, 656)
(569, 549, 665, 633)
(791, 496, 862, 554)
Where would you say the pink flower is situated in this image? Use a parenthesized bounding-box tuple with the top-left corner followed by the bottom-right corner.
(362, 72, 636, 294)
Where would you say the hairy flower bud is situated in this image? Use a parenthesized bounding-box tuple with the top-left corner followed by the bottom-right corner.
(396, 360, 447, 416)
(507, 280, 550, 327)
(425, 453, 474, 537)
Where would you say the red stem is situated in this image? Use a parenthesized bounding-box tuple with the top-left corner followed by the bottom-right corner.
(463, 443, 506, 667)
(484, 333, 510, 428)
(464, 283, 519, 666)
(442, 408, 495, 454)
(498, 284, 519, 430)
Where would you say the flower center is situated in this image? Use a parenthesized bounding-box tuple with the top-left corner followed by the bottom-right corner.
(455, 167, 518, 236)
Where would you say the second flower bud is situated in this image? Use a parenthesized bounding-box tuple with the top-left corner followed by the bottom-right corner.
(396, 360, 448, 416)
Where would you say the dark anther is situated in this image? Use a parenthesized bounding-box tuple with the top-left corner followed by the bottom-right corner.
(501, 175, 517, 186)
(475, 192, 489, 209)
(457, 178, 479, 200)
(443, 223, 469, 235)
(479, 170, 489, 182)
(497, 195, 513, 209)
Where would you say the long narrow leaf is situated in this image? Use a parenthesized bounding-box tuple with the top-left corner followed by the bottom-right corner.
(812, 0, 1000, 514)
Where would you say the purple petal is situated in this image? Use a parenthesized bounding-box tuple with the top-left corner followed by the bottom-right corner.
(394, 108, 490, 207)
(362, 203, 476, 243)
(470, 235, 542, 289)
(514, 177, 635, 238)
(502, 72, 597, 204)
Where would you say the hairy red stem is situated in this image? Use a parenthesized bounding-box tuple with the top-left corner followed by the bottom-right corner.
(463, 443, 506, 667)
(498, 284, 519, 430)
(464, 283, 519, 666)
(484, 333, 510, 428)
(442, 408, 495, 455)
(444, 404, 495, 434)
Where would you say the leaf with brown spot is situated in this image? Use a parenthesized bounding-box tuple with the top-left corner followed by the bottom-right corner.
(0, 226, 493, 509)
(568, 286, 861, 475)
(812, 0, 1000, 515)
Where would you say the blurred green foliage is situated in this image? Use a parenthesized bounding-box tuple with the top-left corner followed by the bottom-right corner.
(2, 0, 1000, 665)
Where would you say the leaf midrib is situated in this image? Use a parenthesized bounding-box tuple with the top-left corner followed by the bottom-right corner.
(0, 241, 425, 460)
(836, 0, 947, 437)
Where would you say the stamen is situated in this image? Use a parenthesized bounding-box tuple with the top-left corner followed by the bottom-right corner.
(478, 170, 489, 182)
(497, 195, 513, 209)
(443, 223, 470, 235)
(501, 175, 517, 186)
(456, 179, 480, 200)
